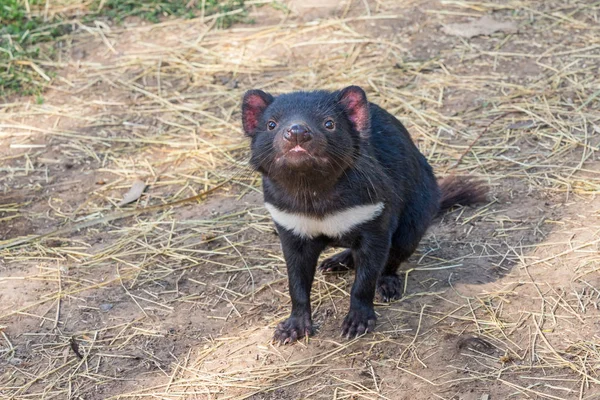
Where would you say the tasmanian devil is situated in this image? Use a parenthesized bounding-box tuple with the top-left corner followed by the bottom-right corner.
(241, 86, 486, 343)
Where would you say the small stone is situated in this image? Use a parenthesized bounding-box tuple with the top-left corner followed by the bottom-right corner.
(99, 303, 114, 312)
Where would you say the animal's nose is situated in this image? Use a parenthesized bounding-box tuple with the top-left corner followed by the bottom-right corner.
(283, 124, 312, 144)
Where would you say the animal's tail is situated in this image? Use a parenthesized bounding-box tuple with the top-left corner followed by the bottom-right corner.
(438, 175, 488, 213)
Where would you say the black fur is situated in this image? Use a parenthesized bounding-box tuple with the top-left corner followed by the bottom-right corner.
(241, 86, 485, 343)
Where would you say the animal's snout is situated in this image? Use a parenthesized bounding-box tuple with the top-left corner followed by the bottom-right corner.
(283, 124, 312, 144)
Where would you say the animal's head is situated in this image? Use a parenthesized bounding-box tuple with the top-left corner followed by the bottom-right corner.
(241, 86, 370, 186)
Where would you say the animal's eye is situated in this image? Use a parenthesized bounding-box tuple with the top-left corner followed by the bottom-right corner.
(267, 120, 277, 130)
(324, 120, 335, 130)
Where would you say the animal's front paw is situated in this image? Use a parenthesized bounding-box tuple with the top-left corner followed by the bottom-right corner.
(273, 313, 313, 344)
(318, 249, 354, 273)
(341, 307, 376, 338)
(377, 274, 403, 302)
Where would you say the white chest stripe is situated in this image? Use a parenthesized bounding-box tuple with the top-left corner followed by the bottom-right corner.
(264, 202, 385, 239)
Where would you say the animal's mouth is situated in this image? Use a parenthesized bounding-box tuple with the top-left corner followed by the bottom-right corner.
(289, 145, 308, 153)
(274, 145, 319, 166)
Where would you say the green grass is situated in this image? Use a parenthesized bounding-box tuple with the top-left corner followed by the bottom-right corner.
(0, 0, 70, 97)
(0, 0, 247, 98)
(91, 0, 246, 27)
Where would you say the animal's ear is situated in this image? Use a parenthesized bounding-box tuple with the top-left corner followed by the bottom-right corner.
(337, 86, 370, 138)
(242, 90, 274, 137)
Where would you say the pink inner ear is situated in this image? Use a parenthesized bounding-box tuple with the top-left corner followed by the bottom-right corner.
(246, 95, 267, 109)
(244, 108, 260, 133)
(243, 95, 267, 134)
(344, 92, 368, 133)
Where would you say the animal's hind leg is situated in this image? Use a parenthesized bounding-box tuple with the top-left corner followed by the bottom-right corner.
(376, 248, 412, 301)
(376, 230, 422, 302)
(319, 249, 354, 273)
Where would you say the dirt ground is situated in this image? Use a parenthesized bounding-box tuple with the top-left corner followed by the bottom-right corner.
(1, 0, 600, 399)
